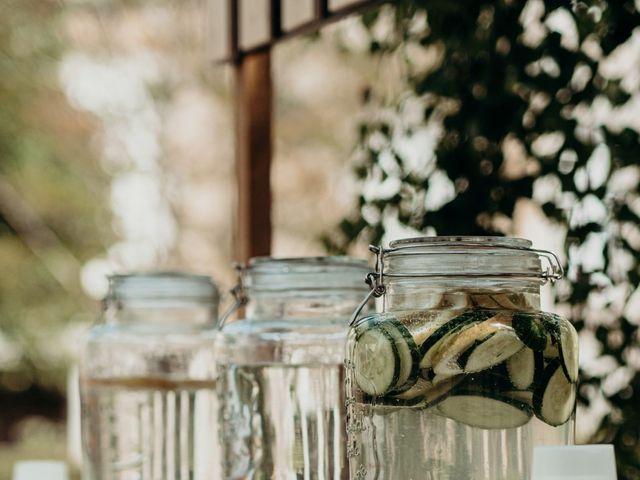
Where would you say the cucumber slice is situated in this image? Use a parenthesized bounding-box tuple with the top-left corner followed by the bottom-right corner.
(389, 375, 462, 408)
(353, 316, 420, 396)
(419, 310, 494, 369)
(382, 318, 420, 394)
(533, 359, 576, 427)
(470, 294, 501, 309)
(543, 340, 559, 359)
(420, 375, 463, 407)
(432, 313, 511, 378)
(431, 323, 484, 378)
(393, 377, 434, 401)
(353, 321, 400, 396)
(372, 393, 427, 408)
(492, 293, 529, 310)
(506, 347, 538, 390)
(432, 372, 461, 386)
(459, 328, 524, 373)
(512, 313, 549, 352)
(557, 321, 579, 383)
(504, 390, 534, 406)
(541, 314, 578, 382)
(436, 391, 532, 429)
(402, 310, 458, 347)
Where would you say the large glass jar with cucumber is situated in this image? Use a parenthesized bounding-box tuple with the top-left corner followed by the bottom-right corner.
(345, 237, 578, 480)
(216, 257, 370, 479)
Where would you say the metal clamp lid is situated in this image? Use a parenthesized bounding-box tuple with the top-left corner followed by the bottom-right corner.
(371, 240, 564, 283)
(349, 240, 565, 326)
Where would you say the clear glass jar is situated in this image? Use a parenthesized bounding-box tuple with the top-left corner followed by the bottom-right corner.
(80, 272, 220, 480)
(216, 257, 370, 479)
(345, 237, 578, 480)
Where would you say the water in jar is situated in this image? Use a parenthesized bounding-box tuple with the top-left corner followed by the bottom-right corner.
(217, 329, 348, 480)
(81, 377, 219, 480)
(345, 292, 578, 480)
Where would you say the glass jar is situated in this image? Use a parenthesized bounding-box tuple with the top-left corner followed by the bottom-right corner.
(216, 257, 370, 479)
(80, 272, 220, 480)
(345, 237, 578, 480)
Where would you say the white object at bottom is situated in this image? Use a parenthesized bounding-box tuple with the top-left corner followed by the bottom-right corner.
(13, 461, 69, 480)
(532, 445, 617, 480)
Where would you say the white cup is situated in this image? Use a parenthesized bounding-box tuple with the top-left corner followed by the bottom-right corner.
(12, 461, 69, 480)
(532, 445, 617, 480)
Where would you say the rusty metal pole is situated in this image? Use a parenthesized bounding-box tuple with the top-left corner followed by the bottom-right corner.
(233, 50, 273, 263)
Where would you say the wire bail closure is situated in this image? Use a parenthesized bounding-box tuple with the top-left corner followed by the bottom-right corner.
(367, 245, 388, 296)
(348, 245, 387, 326)
(217, 263, 249, 328)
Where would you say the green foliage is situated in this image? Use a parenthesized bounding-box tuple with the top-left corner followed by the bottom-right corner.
(329, 1, 640, 476)
(0, 0, 111, 397)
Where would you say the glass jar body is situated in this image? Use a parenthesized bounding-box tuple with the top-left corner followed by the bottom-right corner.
(80, 273, 220, 480)
(216, 257, 369, 480)
(345, 239, 578, 480)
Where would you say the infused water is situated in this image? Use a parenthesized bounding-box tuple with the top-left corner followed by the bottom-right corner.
(215, 256, 370, 479)
(218, 363, 346, 479)
(81, 377, 219, 480)
(346, 403, 573, 479)
(345, 293, 577, 480)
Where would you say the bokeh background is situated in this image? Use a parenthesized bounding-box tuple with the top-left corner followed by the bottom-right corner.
(1, 0, 639, 478)
(0, 0, 375, 475)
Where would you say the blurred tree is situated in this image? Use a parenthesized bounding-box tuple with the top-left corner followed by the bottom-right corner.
(0, 0, 111, 440)
(327, 0, 640, 477)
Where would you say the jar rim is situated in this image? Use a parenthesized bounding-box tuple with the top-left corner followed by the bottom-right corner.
(244, 256, 370, 292)
(109, 271, 214, 282)
(249, 256, 368, 271)
(388, 236, 532, 250)
(107, 271, 219, 303)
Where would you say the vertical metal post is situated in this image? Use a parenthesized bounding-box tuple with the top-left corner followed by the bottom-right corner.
(233, 50, 273, 262)
(316, 0, 330, 18)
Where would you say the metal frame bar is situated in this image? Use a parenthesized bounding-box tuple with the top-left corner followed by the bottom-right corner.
(219, 0, 383, 62)
(230, 0, 382, 261)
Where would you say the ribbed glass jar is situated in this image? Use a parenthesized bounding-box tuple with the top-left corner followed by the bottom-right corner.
(216, 257, 370, 479)
(80, 272, 220, 480)
(345, 237, 577, 480)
